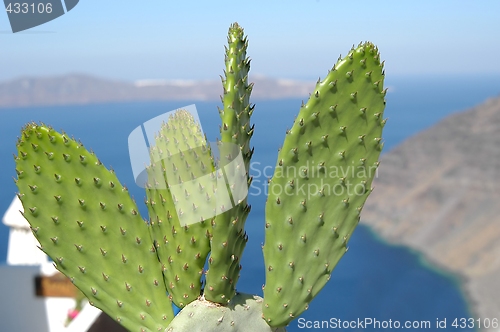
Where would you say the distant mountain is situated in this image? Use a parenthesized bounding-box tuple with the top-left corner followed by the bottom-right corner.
(0, 74, 315, 108)
(362, 96, 500, 330)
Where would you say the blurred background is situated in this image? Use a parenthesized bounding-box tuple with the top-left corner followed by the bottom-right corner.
(1, 1, 499, 331)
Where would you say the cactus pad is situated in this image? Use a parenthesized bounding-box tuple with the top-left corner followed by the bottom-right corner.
(262, 42, 386, 327)
(14, 123, 174, 332)
(166, 293, 286, 332)
(145, 110, 213, 308)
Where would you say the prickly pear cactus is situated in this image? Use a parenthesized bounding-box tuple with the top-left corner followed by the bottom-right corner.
(204, 22, 254, 304)
(14, 123, 174, 331)
(262, 42, 386, 327)
(12, 22, 387, 332)
(166, 293, 285, 332)
(145, 110, 213, 308)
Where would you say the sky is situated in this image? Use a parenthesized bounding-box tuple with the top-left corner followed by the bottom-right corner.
(1, 1, 500, 82)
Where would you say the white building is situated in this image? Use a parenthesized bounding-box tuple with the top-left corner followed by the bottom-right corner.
(0, 196, 104, 332)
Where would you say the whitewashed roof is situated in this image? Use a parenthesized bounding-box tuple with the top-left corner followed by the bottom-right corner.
(2, 196, 29, 229)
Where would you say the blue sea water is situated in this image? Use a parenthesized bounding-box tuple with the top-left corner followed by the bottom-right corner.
(1, 74, 499, 331)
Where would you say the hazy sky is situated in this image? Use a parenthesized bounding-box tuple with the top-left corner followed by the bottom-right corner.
(1, 1, 499, 82)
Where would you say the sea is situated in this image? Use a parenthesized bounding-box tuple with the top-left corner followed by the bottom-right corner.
(1, 74, 499, 331)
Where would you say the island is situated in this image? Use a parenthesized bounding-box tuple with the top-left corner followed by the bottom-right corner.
(0, 74, 314, 108)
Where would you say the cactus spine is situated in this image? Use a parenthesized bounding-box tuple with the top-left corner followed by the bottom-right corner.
(13, 23, 386, 332)
(262, 42, 386, 327)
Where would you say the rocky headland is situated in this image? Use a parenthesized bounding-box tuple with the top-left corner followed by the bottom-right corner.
(362, 96, 500, 331)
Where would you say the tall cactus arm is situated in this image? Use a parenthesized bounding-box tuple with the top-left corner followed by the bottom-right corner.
(204, 22, 254, 304)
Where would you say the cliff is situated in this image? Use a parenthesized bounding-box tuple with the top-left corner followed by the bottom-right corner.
(362, 96, 500, 330)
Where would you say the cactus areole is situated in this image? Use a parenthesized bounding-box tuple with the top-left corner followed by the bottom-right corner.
(14, 23, 385, 331)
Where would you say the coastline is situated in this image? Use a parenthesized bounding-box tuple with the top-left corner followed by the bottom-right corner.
(360, 224, 478, 323)
(0, 74, 315, 108)
(359, 96, 500, 331)
(1, 77, 499, 330)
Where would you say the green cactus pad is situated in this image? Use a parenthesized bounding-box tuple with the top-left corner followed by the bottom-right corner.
(15, 123, 174, 332)
(262, 42, 386, 327)
(166, 293, 286, 332)
(204, 22, 254, 304)
(145, 110, 213, 308)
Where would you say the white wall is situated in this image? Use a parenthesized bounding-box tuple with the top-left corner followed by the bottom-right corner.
(0, 265, 51, 332)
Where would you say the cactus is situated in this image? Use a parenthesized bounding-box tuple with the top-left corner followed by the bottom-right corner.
(13, 23, 385, 332)
(14, 124, 174, 331)
(262, 42, 386, 327)
(145, 110, 213, 308)
(204, 22, 254, 304)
